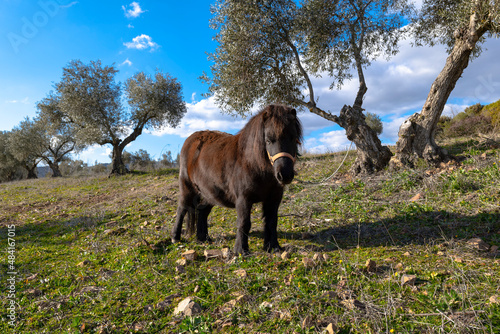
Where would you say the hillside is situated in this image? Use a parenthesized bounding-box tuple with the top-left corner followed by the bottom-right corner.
(1, 137, 499, 333)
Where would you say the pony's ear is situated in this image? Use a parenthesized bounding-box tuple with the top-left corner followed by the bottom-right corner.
(290, 108, 297, 117)
(262, 105, 274, 121)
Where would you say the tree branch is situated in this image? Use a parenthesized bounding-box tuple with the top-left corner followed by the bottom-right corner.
(350, 7, 368, 109)
(278, 25, 316, 108)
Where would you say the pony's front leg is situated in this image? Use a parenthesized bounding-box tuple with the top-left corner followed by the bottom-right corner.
(234, 199, 252, 255)
(262, 197, 283, 252)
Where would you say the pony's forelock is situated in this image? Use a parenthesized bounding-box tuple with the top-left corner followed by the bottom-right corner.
(238, 104, 303, 167)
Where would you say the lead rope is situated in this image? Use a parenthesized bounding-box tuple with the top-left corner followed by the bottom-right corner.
(298, 141, 354, 185)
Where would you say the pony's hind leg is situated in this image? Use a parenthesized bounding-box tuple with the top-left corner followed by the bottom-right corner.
(172, 182, 196, 242)
(172, 205, 188, 242)
(196, 204, 213, 242)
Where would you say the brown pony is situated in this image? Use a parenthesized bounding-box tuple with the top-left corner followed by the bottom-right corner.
(172, 104, 303, 255)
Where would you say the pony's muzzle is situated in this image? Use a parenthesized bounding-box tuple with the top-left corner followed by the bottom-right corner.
(274, 159, 295, 185)
(276, 165, 294, 184)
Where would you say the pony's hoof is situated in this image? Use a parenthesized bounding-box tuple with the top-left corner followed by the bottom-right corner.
(197, 235, 213, 243)
(264, 244, 283, 253)
(234, 246, 250, 256)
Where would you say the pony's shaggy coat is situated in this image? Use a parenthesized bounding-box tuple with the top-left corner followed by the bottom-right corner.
(172, 104, 302, 254)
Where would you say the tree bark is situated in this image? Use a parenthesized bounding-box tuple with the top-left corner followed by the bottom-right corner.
(47, 161, 62, 177)
(110, 144, 128, 176)
(109, 123, 145, 176)
(26, 165, 38, 179)
(337, 105, 392, 174)
(393, 12, 487, 167)
(303, 104, 392, 175)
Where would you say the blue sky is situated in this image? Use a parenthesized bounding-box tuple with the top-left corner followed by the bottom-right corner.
(1, 1, 499, 165)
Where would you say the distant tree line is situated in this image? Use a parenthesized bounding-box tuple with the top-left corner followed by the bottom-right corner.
(55, 149, 178, 177)
(0, 60, 186, 183)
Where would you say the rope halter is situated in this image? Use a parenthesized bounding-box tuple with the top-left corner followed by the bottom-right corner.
(267, 151, 296, 166)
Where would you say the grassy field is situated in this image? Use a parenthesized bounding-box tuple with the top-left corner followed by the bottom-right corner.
(1, 137, 499, 333)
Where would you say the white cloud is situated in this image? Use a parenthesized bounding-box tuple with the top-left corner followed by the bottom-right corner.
(123, 34, 159, 51)
(122, 2, 145, 18)
(127, 23, 134, 29)
(442, 104, 469, 118)
(412, 0, 424, 9)
(74, 144, 112, 165)
(120, 58, 133, 66)
(150, 97, 247, 138)
(304, 129, 353, 154)
(380, 116, 409, 144)
(6, 97, 29, 104)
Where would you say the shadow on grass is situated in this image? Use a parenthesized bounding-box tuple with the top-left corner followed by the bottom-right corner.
(195, 209, 500, 256)
(440, 138, 488, 156)
(4, 208, 498, 266)
(279, 210, 500, 253)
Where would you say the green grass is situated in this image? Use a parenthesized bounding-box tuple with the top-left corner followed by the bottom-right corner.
(1, 139, 499, 333)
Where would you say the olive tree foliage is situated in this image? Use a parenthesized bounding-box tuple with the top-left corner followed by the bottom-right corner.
(202, 0, 300, 113)
(7, 118, 43, 179)
(300, 0, 413, 108)
(5, 114, 79, 178)
(30, 99, 84, 177)
(203, 0, 412, 174)
(411, 0, 500, 54)
(0, 131, 25, 182)
(38, 60, 187, 176)
(393, 0, 500, 167)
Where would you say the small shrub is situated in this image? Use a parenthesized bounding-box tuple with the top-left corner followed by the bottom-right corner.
(463, 103, 484, 116)
(365, 112, 383, 135)
(481, 99, 500, 127)
(443, 114, 493, 138)
(436, 115, 452, 138)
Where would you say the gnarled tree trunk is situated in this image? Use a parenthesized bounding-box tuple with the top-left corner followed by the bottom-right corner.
(26, 165, 38, 179)
(47, 161, 62, 177)
(109, 125, 144, 176)
(110, 144, 128, 176)
(306, 104, 392, 175)
(338, 105, 392, 174)
(393, 12, 488, 167)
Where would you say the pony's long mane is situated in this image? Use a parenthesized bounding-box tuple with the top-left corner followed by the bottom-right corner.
(238, 104, 303, 170)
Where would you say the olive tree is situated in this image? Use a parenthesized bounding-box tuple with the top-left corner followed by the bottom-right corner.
(7, 118, 43, 179)
(39, 60, 187, 176)
(0, 131, 25, 182)
(393, 0, 500, 167)
(6, 115, 79, 178)
(37, 115, 81, 177)
(204, 0, 411, 174)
